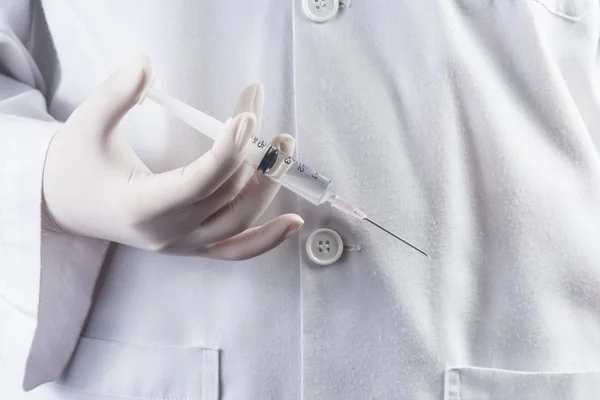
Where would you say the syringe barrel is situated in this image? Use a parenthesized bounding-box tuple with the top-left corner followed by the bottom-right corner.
(143, 86, 332, 205)
(237, 136, 333, 205)
(245, 138, 332, 205)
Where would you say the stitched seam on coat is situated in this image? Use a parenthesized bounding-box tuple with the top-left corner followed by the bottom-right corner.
(52, 383, 199, 400)
(0, 133, 11, 298)
(79, 336, 218, 351)
(444, 369, 461, 400)
(290, 3, 303, 400)
(457, 369, 461, 400)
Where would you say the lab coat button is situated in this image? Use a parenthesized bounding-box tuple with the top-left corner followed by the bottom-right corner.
(306, 228, 344, 265)
(302, 0, 339, 23)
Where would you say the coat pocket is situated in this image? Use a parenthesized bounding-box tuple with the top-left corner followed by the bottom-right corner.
(56, 337, 219, 400)
(525, 0, 595, 21)
(445, 366, 600, 400)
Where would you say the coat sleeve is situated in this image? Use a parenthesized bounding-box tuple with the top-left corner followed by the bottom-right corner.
(0, 0, 109, 391)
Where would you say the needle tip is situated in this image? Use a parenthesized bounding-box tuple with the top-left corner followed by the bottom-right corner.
(363, 217, 430, 258)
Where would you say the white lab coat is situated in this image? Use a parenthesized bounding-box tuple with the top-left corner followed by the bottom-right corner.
(1, 0, 600, 399)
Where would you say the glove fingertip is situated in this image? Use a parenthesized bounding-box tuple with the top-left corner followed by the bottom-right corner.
(273, 133, 296, 154)
(283, 216, 304, 239)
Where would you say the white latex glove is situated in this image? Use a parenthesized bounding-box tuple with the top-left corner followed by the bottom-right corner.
(42, 55, 303, 260)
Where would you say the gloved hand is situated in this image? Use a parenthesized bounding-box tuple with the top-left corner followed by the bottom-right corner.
(42, 55, 303, 260)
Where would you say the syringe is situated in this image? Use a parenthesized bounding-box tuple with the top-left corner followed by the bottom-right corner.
(138, 82, 429, 258)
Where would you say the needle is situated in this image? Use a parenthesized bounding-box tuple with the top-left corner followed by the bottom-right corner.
(364, 218, 430, 259)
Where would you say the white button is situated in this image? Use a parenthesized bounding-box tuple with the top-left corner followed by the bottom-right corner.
(302, 0, 339, 23)
(306, 228, 344, 265)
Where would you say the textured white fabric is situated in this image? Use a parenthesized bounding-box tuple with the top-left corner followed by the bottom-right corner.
(1, 0, 600, 399)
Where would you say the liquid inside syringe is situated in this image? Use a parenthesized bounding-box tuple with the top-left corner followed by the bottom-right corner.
(139, 84, 429, 257)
